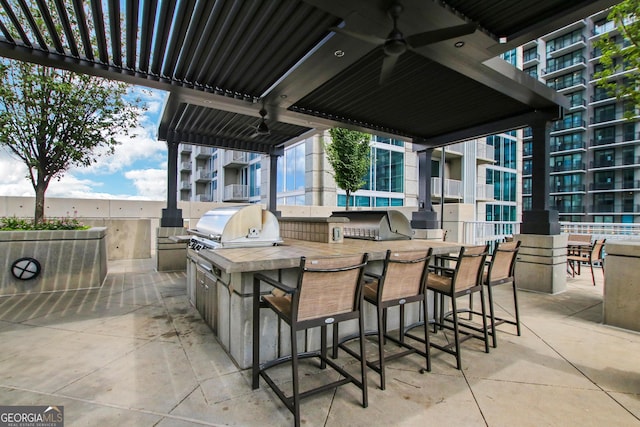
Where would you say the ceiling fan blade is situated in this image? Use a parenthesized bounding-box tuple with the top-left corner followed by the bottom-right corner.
(406, 23, 476, 48)
(330, 26, 386, 46)
(379, 54, 400, 85)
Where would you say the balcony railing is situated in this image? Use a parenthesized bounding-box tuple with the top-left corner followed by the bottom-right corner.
(180, 161, 192, 171)
(560, 222, 640, 241)
(591, 157, 640, 168)
(181, 144, 192, 153)
(194, 194, 212, 202)
(589, 204, 640, 213)
(551, 162, 585, 172)
(223, 151, 249, 168)
(550, 140, 586, 152)
(476, 184, 494, 200)
(543, 56, 586, 75)
(180, 181, 191, 190)
(223, 184, 249, 201)
(556, 205, 585, 214)
(194, 146, 214, 158)
(552, 184, 586, 193)
(195, 169, 212, 181)
(552, 119, 586, 131)
(430, 178, 462, 199)
(590, 180, 640, 191)
(462, 221, 521, 246)
(546, 77, 586, 91)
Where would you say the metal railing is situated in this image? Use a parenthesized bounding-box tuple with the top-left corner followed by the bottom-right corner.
(462, 221, 521, 246)
(430, 177, 462, 199)
(560, 222, 640, 241)
(462, 220, 640, 249)
(223, 184, 249, 201)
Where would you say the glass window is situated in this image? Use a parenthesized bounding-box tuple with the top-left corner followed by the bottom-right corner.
(375, 148, 390, 192)
(355, 196, 371, 207)
(390, 151, 404, 192)
(375, 197, 390, 207)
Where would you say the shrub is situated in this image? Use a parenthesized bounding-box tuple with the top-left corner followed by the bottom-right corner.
(0, 216, 89, 230)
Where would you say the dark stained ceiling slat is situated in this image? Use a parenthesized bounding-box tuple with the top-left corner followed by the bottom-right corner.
(182, 0, 226, 83)
(125, 0, 139, 69)
(90, 0, 109, 63)
(171, 0, 209, 80)
(197, 0, 244, 86)
(201, 1, 260, 89)
(16, 0, 48, 50)
(53, 0, 79, 57)
(35, 0, 64, 53)
(71, 0, 94, 60)
(0, 20, 13, 43)
(161, 0, 196, 79)
(149, 0, 177, 75)
(107, 0, 122, 66)
(0, 0, 32, 47)
(138, 0, 157, 72)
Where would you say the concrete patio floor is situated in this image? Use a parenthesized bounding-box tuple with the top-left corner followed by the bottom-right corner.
(0, 258, 638, 426)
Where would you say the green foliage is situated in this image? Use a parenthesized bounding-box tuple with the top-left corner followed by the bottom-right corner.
(0, 216, 88, 231)
(593, 0, 640, 116)
(0, 59, 144, 223)
(326, 128, 371, 209)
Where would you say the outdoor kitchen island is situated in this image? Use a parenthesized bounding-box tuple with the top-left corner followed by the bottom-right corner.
(189, 237, 461, 369)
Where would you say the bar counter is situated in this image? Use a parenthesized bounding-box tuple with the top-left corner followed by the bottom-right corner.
(189, 238, 461, 369)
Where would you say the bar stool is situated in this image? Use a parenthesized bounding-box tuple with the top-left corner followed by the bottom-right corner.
(427, 244, 489, 370)
(252, 254, 369, 427)
(335, 249, 433, 390)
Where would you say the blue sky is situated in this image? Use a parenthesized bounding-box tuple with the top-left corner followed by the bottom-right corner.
(0, 87, 170, 201)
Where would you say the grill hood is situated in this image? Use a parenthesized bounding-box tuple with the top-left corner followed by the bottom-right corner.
(330, 210, 412, 241)
(190, 205, 282, 248)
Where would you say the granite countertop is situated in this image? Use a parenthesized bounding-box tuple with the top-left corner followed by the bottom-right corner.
(198, 238, 461, 273)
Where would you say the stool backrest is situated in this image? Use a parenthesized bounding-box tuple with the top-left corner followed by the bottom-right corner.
(453, 245, 489, 292)
(295, 254, 368, 322)
(379, 249, 432, 302)
(487, 240, 521, 283)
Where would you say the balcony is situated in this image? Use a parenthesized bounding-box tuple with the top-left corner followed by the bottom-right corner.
(180, 181, 191, 191)
(523, 52, 540, 65)
(550, 140, 586, 153)
(590, 180, 640, 191)
(475, 184, 494, 201)
(476, 142, 495, 161)
(430, 177, 462, 199)
(556, 205, 585, 214)
(591, 157, 640, 169)
(194, 146, 215, 158)
(551, 184, 586, 194)
(589, 204, 640, 214)
(195, 169, 213, 182)
(551, 119, 586, 132)
(542, 56, 586, 79)
(181, 144, 192, 153)
(223, 184, 249, 202)
(546, 76, 586, 92)
(194, 194, 212, 202)
(223, 151, 249, 168)
(551, 162, 585, 173)
(180, 161, 192, 171)
(545, 35, 586, 58)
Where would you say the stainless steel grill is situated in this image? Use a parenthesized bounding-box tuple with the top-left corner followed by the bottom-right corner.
(330, 210, 412, 241)
(187, 205, 282, 251)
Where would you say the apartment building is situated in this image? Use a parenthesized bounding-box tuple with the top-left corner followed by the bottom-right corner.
(520, 9, 639, 223)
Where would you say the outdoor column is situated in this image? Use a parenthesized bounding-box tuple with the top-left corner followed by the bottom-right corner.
(161, 140, 183, 227)
(157, 139, 186, 272)
(522, 119, 559, 235)
(267, 151, 281, 217)
(516, 119, 566, 293)
(411, 149, 438, 229)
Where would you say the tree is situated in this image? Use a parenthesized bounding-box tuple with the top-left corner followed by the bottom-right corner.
(0, 59, 143, 223)
(593, 0, 640, 115)
(326, 128, 371, 210)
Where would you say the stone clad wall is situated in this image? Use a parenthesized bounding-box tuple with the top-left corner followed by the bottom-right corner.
(0, 227, 107, 296)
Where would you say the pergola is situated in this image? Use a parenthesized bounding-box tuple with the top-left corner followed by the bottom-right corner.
(0, 0, 618, 234)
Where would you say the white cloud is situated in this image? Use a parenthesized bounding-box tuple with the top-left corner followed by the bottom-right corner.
(0, 154, 34, 196)
(124, 168, 167, 200)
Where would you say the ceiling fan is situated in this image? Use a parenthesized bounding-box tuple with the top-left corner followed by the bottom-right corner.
(250, 106, 270, 138)
(330, 2, 476, 84)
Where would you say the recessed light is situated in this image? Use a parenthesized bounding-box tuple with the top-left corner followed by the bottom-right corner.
(454, 41, 464, 48)
(334, 50, 345, 57)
